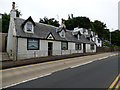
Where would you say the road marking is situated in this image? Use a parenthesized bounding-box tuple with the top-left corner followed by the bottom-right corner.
(1, 58, 69, 72)
(2, 73, 52, 89)
(108, 74, 120, 89)
(115, 81, 120, 89)
(70, 61, 93, 68)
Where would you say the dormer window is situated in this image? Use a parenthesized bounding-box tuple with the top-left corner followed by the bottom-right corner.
(22, 16, 36, 33)
(27, 23, 32, 32)
(77, 34, 80, 40)
(61, 30, 65, 37)
(24, 22, 34, 33)
(59, 30, 65, 38)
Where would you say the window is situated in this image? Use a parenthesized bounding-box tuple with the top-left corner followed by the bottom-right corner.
(91, 44, 94, 50)
(77, 34, 80, 40)
(75, 43, 82, 50)
(94, 37, 96, 42)
(61, 42, 68, 50)
(98, 39, 100, 43)
(27, 23, 32, 31)
(27, 39, 39, 50)
(61, 30, 65, 38)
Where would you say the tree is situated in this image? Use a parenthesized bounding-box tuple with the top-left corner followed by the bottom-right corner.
(2, 13, 10, 33)
(2, 9, 21, 33)
(39, 17, 60, 27)
(111, 30, 120, 46)
(16, 9, 22, 17)
(91, 20, 107, 40)
(65, 16, 91, 30)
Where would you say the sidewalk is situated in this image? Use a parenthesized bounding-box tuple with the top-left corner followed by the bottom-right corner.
(1, 52, 98, 69)
(1, 52, 118, 69)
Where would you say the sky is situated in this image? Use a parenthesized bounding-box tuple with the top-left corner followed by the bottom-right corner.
(0, 0, 120, 31)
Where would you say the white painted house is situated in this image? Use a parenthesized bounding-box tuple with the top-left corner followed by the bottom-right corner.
(73, 27, 102, 47)
(7, 2, 96, 60)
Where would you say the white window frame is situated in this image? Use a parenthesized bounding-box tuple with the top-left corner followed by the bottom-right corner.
(75, 43, 82, 50)
(27, 39, 39, 50)
(24, 22, 34, 33)
(61, 42, 68, 50)
(60, 30, 65, 38)
(91, 44, 94, 50)
(77, 34, 80, 40)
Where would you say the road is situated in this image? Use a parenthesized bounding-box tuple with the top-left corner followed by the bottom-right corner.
(1, 52, 119, 89)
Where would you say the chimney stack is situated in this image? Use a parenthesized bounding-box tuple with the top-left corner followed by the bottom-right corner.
(61, 18, 65, 24)
(10, 2, 16, 19)
(12, 2, 15, 10)
(71, 14, 73, 19)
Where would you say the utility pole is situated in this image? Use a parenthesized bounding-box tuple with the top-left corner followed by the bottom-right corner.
(110, 31, 111, 46)
(110, 28, 113, 52)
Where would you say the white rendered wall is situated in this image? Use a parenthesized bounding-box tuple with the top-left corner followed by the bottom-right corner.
(86, 44, 96, 53)
(17, 38, 84, 60)
(17, 39, 62, 59)
(7, 10, 17, 60)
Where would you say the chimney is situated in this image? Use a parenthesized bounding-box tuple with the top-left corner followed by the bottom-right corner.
(68, 14, 71, 19)
(10, 2, 16, 19)
(71, 14, 73, 19)
(60, 18, 66, 29)
(61, 18, 65, 24)
(12, 2, 15, 10)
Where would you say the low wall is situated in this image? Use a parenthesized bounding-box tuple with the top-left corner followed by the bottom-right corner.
(0, 33, 8, 52)
(97, 47, 120, 53)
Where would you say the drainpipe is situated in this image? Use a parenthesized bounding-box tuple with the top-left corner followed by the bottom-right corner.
(16, 37, 18, 60)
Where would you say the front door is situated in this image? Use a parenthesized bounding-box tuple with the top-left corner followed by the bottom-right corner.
(83, 43, 86, 53)
(48, 42, 53, 56)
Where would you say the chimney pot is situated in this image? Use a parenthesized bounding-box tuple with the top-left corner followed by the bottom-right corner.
(12, 2, 15, 10)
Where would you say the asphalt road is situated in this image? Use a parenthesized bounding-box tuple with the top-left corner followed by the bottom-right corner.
(4, 53, 119, 89)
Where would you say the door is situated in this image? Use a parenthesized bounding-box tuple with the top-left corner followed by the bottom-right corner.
(48, 42, 53, 56)
(83, 43, 86, 53)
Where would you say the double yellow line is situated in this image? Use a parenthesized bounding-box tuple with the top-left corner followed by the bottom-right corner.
(108, 74, 120, 89)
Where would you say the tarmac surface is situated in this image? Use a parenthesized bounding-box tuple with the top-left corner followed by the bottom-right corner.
(2, 52, 119, 89)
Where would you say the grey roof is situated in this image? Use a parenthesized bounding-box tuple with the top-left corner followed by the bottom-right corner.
(14, 17, 93, 44)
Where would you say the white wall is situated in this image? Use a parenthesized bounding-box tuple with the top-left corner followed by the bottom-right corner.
(86, 44, 96, 53)
(17, 39, 62, 59)
(92, 37, 102, 47)
(17, 38, 85, 60)
(7, 10, 17, 60)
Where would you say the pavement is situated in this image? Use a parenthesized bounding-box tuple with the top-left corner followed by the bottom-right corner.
(1, 52, 119, 89)
(1, 52, 97, 69)
(0, 52, 9, 62)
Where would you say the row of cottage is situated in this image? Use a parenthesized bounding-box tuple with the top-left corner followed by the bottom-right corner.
(7, 2, 102, 60)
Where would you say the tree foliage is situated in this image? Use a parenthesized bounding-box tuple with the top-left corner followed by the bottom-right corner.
(111, 30, 120, 46)
(91, 20, 107, 39)
(39, 17, 60, 27)
(2, 9, 21, 33)
(65, 16, 91, 30)
(2, 13, 10, 33)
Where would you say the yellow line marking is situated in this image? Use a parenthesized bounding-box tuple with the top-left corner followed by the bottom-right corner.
(115, 81, 120, 89)
(1, 57, 72, 72)
(1, 54, 116, 72)
(108, 74, 120, 89)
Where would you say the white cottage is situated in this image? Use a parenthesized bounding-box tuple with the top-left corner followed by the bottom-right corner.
(7, 2, 96, 60)
(73, 27, 102, 47)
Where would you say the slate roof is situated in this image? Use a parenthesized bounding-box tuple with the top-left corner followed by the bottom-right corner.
(14, 17, 94, 44)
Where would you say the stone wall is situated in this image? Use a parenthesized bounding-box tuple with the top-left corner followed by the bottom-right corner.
(0, 33, 8, 52)
(96, 47, 120, 53)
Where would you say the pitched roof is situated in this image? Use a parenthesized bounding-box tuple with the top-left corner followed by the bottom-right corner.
(14, 17, 93, 44)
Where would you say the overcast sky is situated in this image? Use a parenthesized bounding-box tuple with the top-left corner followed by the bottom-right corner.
(0, 0, 119, 31)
